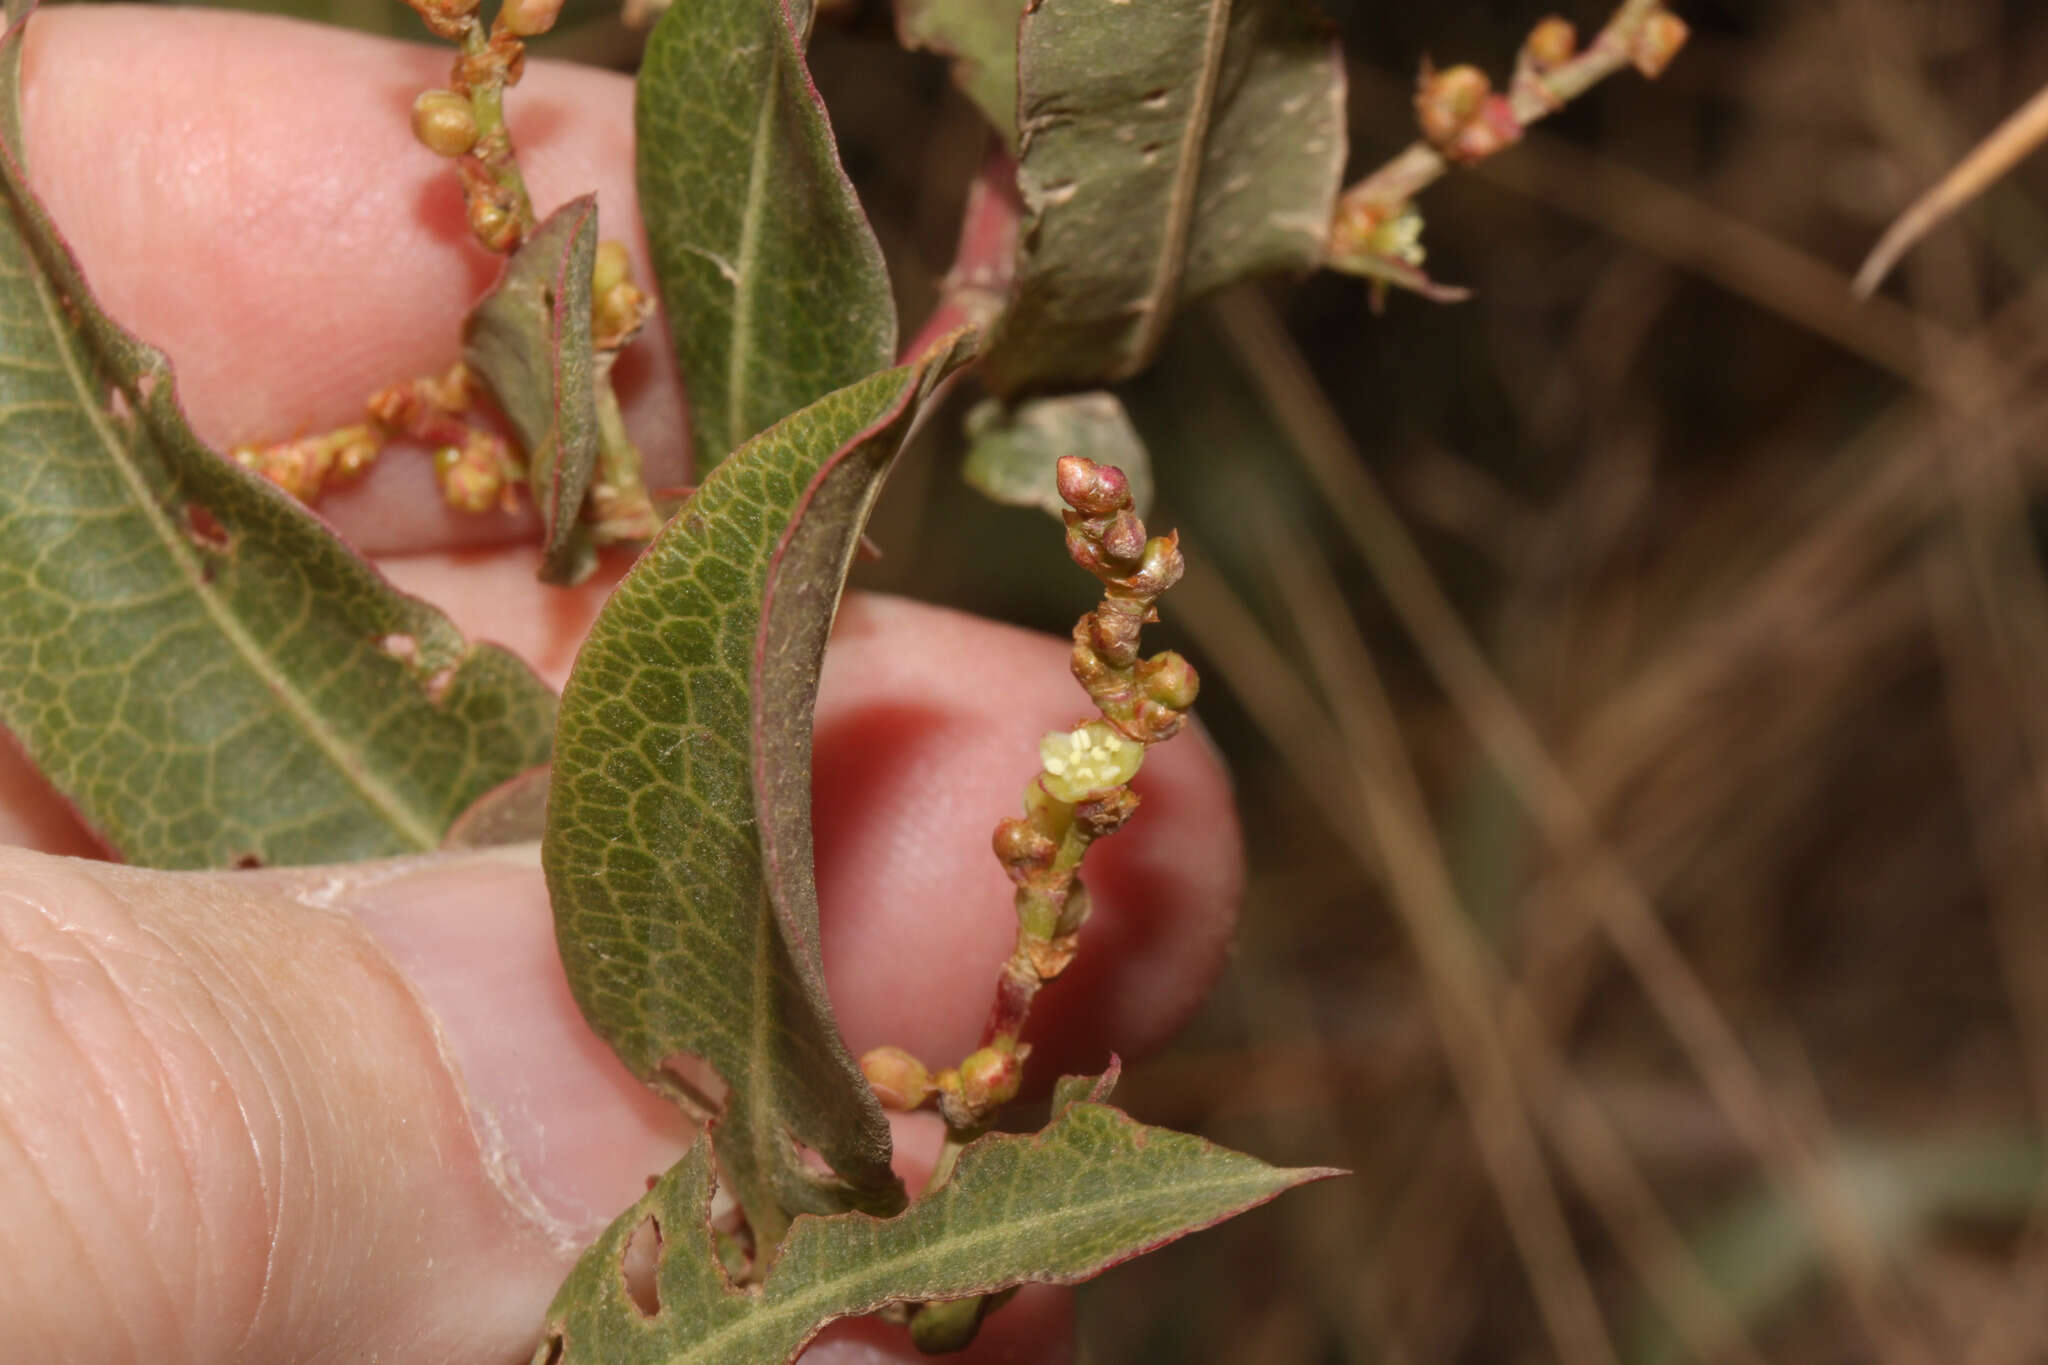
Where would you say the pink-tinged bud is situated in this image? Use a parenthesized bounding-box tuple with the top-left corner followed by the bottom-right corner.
(1134, 533, 1185, 594)
(411, 89, 478, 158)
(500, 0, 565, 36)
(859, 1046, 933, 1111)
(405, 0, 479, 38)
(1100, 509, 1146, 565)
(1139, 650, 1199, 712)
(1415, 63, 1490, 148)
(956, 1046, 1024, 1112)
(1522, 16, 1576, 70)
(1630, 11, 1688, 78)
(1447, 94, 1523, 164)
(1056, 455, 1130, 516)
(468, 197, 519, 253)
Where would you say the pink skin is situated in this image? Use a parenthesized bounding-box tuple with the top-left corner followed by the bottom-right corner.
(0, 8, 1243, 1365)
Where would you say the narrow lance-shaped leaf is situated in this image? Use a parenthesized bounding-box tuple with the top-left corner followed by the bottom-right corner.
(637, 0, 896, 473)
(543, 336, 974, 1242)
(0, 8, 557, 869)
(537, 1092, 1339, 1365)
(982, 0, 1345, 395)
(963, 390, 1155, 519)
(463, 196, 601, 586)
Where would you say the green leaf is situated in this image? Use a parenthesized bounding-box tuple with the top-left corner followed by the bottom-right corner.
(544, 335, 974, 1242)
(637, 0, 896, 473)
(0, 12, 557, 869)
(894, 0, 1024, 151)
(463, 196, 601, 586)
(538, 1098, 1337, 1364)
(963, 390, 1154, 519)
(981, 0, 1345, 394)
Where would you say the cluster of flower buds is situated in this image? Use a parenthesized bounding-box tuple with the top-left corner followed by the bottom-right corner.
(1057, 455, 1199, 745)
(1414, 61, 1524, 165)
(230, 426, 381, 503)
(367, 364, 523, 513)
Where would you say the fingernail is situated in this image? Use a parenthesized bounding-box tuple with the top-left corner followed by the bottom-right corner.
(328, 848, 691, 1246)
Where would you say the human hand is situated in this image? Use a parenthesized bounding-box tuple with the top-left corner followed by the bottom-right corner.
(0, 8, 1243, 1362)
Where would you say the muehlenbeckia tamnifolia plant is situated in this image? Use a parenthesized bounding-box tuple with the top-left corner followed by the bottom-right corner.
(0, 0, 1685, 1355)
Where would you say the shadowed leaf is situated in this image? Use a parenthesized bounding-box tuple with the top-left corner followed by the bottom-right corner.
(963, 390, 1154, 518)
(463, 196, 600, 586)
(982, 0, 1344, 394)
(895, 0, 1024, 151)
(443, 765, 550, 849)
(543, 336, 974, 1242)
(637, 0, 896, 474)
(0, 9, 557, 869)
(538, 1096, 1337, 1364)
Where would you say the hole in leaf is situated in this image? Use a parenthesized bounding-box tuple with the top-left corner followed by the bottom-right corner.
(658, 1053, 730, 1123)
(622, 1213, 662, 1318)
(1140, 87, 1169, 108)
(184, 504, 229, 553)
(422, 667, 455, 704)
(790, 1134, 834, 1178)
(379, 633, 419, 666)
(135, 372, 159, 403)
(107, 387, 132, 421)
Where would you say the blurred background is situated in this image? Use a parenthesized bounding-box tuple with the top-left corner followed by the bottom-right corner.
(157, 0, 2048, 1357)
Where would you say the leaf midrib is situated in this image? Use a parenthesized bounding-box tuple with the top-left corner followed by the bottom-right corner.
(24, 258, 442, 854)
(726, 41, 781, 456)
(1125, 0, 1233, 367)
(669, 1161, 1292, 1363)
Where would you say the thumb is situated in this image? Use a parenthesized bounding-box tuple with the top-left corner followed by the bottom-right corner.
(0, 847, 1071, 1363)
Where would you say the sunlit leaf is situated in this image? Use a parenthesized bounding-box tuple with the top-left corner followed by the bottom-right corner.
(538, 1094, 1337, 1364)
(963, 390, 1154, 518)
(0, 10, 557, 869)
(637, 0, 896, 473)
(982, 0, 1344, 394)
(463, 196, 601, 585)
(543, 335, 974, 1240)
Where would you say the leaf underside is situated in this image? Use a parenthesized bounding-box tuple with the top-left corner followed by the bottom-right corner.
(543, 338, 972, 1238)
(963, 390, 1155, 519)
(463, 196, 601, 586)
(637, 0, 897, 474)
(540, 1094, 1337, 1365)
(0, 9, 557, 869)
(982, 0, 1346, 395)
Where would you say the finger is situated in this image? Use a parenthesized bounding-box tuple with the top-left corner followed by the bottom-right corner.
(0, 598, 1236, 1360)
(18, 5, 685, 555)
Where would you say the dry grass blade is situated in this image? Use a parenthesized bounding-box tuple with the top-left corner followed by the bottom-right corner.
(1208, 283, 1939, 1364)
(1171, 556, 1620, 1365)
(1855, 79, 2048, 298)
(1249, 514, 1771, 1365)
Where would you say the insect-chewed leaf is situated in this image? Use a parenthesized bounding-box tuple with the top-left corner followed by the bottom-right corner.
(963, 390, 1154, 519)
(543, 335, 975, 1242)
(536, 1095, 1338, 1365)
(463, 196, 601, 586)
(637, 0, 896, 474)
(982, 0, 1345, 394)
(0, 7, 557, 869)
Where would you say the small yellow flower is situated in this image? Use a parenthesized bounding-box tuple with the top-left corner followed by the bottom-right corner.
(1039, 720, 1144, 803)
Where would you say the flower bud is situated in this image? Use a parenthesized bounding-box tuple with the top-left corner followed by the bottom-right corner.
(1134, 534, 1185, 595)
(468, 197, 519, 253)
(1100, 509, 1146, 566)
(1139, 650, 1200, 712)
(910, 1297, 989, 1354)
(592, 239, 633, 297)
(1522, 16, 1576, 70)
(992, 816, 1057, 872)
(435, 433, 517, 514)
(859, 1046, 933, 1110)
(411, 89, 479, 158)
(1415, 63, 1490, 148)
(1630, 11, 1689, 78)
(1056, 455, 1130, 516)
(500, 0, 565, 36)
(956, 1046, 1024, 1112)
